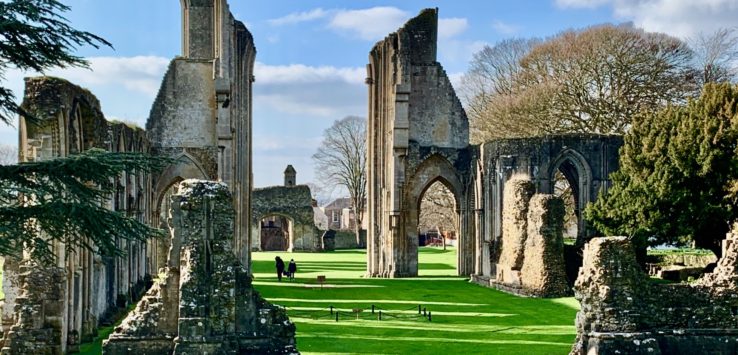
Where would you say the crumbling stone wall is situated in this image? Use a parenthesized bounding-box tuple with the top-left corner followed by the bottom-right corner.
(5, 1, 259, 353)
(104, 180, 297, 354)
(520, 195, 569, 297)
(572, 230, 738, 354)
(0, 265, 66, 355)
(366, 9, 475, 277)
(497, 176, 535, 277)
(493, 177, 569, 297)
(5, 77, 152, 353)
(251, 185, 321, 252)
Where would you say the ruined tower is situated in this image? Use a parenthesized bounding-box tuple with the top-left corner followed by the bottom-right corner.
(284, 164, 296, 186)
(147, 0, 255, 266)
(366, 9, 473, 277)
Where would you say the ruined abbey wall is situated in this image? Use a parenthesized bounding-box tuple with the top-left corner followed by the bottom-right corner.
(365, 10, 622, 283)
(3, 77, 153, 353)
(103, 180, 296, 354)
(366, 8, 475, 278)
(572, 231, 738, 354)
(1, 1, 268, 353)
(251, 185, 321, 252)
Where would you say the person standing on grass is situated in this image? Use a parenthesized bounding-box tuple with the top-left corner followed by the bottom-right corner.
(288, 259, 297, 281)
(275, 256, 285, 282)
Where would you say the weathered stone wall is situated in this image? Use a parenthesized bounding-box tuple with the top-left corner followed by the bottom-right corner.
(5, 77, 153, 353)
(5, 1, 258, 353)
(0, 265, 66, 355)
(572, 230, 738, 354)
(103, 180, 297, 354)
(366, 9, 475, 277)
(492, 177, 569, 297)
(251, 185, 321, 252)
(497, 176, 535, 277)
(520, 195, 569, 297)
(147, 0, 256, 268)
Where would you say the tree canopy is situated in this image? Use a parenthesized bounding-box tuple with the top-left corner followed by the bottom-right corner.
(461, 24, 696, 143)
(0, 149, 171, 263)
(585, 83, 738, 256)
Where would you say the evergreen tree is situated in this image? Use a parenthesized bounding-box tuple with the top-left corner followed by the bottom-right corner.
(0, 1, 170, 262)
(0, 149, 171, 263)
(586, 83, 738, 256)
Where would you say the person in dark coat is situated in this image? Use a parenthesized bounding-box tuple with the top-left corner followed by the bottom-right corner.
(287, 259, 297, 281)
(275, 256, 285, 282)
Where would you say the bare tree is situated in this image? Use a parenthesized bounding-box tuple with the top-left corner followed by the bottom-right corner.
(460, 38, 541, 142)
(690, 28, 738, 85)
(305, 182, 332, 207)
(461, 24, 696, 143)
(312, 116, 367, 246)
(0, 144, 17, 165)
(418, 181, 457, 250)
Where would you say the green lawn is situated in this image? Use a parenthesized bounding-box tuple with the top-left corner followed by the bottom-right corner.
(253, 247, 578, 355)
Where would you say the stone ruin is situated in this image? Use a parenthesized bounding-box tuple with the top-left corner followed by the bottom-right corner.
(251, 166, 322, 252)
(103, 180, 296, 354)
(2, 1, 263, 352)
(365, 8, 624, 281)
(493, 176, 570, 297)
(572, 227, 738, 354)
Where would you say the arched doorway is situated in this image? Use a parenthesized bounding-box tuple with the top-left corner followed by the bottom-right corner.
(259, 214, 294, 251)
(417, 179, 459, 276)
(403, 154, 471, 277)
(547, 150, 592, 244)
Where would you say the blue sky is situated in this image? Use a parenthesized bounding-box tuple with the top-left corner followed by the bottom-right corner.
(2, 0, 737, 194)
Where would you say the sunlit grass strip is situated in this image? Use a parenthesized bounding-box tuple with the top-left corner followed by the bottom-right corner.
(283, 306, 516, 318)
(252, 281, 384, 288)
(266, 297, 489, 306)
(292, 317, 576, 335)
(300, 333, 573, 347)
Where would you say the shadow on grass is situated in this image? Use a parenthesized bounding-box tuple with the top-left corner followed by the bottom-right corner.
(418, 262, 455, 270)
(418, 247, 455, 254)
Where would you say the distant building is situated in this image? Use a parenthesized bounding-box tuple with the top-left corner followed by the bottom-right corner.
(321, 197, 367, 231)
(284, 164, 296, 186)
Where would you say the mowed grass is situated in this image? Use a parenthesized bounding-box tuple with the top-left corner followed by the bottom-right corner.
(253, 247, 578, 355)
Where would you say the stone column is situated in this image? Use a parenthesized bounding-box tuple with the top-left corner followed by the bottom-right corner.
(496, 177, 534, 284)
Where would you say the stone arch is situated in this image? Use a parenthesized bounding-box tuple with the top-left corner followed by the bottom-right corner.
(546, 148, 593, 241)
(255, 212, 295, 252)
(404, 154, 468, 276)
(153, 152, 208, 215)
(67, 100, 84, 154)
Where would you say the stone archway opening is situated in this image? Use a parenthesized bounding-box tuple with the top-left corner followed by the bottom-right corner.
(151, 178, 183, 272)
(548, 151, 592, 244)
(259, 214, 294, 252)
(553, 169, 578, 245)
(417, 179, 460, 276)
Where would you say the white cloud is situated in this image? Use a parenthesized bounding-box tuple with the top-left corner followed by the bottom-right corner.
(492, 20, 521, 35)
(42, 56, 170, 97)
(268, 8, 329, 26)
(556, 0, 738, 39)
(254, 62, 365, 118)
(438, 18, 469, 39)
(328, 7, 410, 41)
(255, 62, 364, 85)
